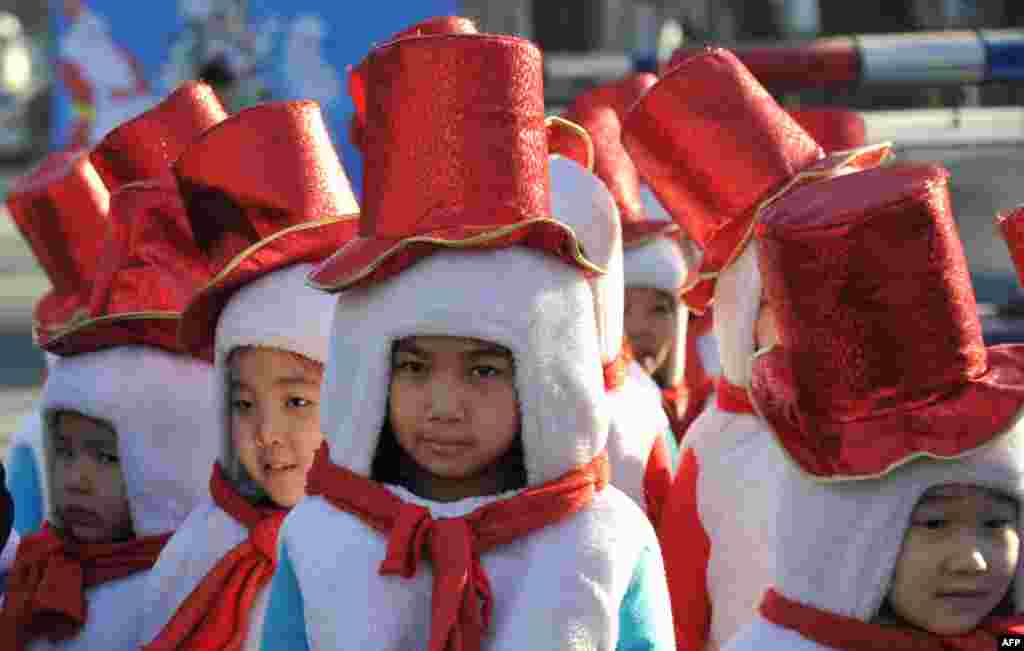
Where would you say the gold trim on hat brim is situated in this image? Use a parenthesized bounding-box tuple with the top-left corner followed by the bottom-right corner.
(37, 311, 181, 347)
(545, 115, 595, 172)
(308, 216, 606, 293)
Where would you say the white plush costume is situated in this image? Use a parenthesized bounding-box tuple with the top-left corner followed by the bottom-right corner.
(724, 411, 1024, 651)
(260, 246, 676, 650)
(136, 264, 336, 650)
(550, 155, 676, 519)
(22, 345, 219, 650)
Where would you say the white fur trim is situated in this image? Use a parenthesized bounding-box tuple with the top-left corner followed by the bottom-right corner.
(321, 247, 608, 487)
(1, 529, 19, 574)
(280, 484, 659, 649)
(25, 571, 151, 650)
(606, 372, 674, 510)
(40, 346, 220, 537)
(136, 500, 268, 649)
(549, 155, 624, 364)
(698, 331, 722, 379)
(713, 241, 762, 387)
(44, 352, 58, 371)
(214, 263, 335, 488)
(684, 405, 785, 648)
(623, 237, 690, 296)
(773, 407, 1024, 621)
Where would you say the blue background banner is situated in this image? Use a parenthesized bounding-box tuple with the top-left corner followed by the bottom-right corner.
(50, 0, 460, 194)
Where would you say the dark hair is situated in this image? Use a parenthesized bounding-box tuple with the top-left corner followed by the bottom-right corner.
(371, 415, 527, 494)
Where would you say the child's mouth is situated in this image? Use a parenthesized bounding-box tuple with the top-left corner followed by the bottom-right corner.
(422, 439, 471, 457)
(60, 505, 103, 527)
(264, 462, 298, 474)
(936, 590, 991, 610)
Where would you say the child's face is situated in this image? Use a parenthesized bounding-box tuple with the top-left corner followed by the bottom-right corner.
(389, 336, 520, 496)
(624, 287, 678, 384)
(229, 347, 324, 508)
(886, 484, 1020, 635)
(51, 411, 133, 543)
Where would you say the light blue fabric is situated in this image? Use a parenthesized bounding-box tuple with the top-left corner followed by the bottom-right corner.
(7, 443, 44, 536)
(616, 545, 677, 651)
(261, 542, 310, 651)
(663, 428, 681, 473)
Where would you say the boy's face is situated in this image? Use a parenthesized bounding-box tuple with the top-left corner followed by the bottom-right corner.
(389, 336, 520, 496)
(624, 287, 678, 384)
(886, 484, 1019, 635)
(229, 347, 324, 508)
(51, 411, 133, 543)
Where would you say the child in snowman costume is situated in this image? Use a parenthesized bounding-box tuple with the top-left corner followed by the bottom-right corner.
(725, 157, 1024, 649)
(623, 48, 892, 651)
(547, 115, 677, 525)
(260, 30, 675, 650)
(2, 81, 227, 545)
(136, 100, 360, 651)
(0, 137, 220, 649)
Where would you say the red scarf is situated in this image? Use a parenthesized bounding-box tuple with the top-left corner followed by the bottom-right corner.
(144, 462, 288, 650)
(603, 343, 632, 392)
(761, 588, 1024, 651)
(716, 377, 755, 414)
(662, 381, 713, 445)
(305, 446, 610, 651)
(0, 522, 169, 650)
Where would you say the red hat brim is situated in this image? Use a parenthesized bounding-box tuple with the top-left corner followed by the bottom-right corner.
(308, 218, 604, 293)
(750, 344, 1024, 481)
(179, 217, 359, 356)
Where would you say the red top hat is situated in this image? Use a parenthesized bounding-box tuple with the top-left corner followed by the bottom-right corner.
(39, 178, 215, 358)
(789, 108, 867, 155)
(176, 100, 360, 353)
(5, 150, 109, 348)
(750, 163, 1024, 480)
(546, 115, 594, 172)
(565, 79, 678, 248)
(90, 82, 227, 191)
(349, 16, 479, 153)
(997, 205, 1024, 286)
(623, 48, 890, 314)
(309, 33, 601, 292)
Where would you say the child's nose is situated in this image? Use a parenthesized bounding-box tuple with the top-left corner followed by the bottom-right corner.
(426, 373, 465, 421)
(64, 458, 94, 493)
(946, 539, 990, 575)
(254, 409, 287, 447)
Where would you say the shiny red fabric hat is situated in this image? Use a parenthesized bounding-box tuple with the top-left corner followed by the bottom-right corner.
(546, 115, 594, 171)
(5, 150, 109, 349)
(309, 33, 601, 292)
(176, 100, 360, 354)
(623, 48, 890, 313)
(750, 163, 1024, 481)
(997, 205, 1024, 286)
(565, 80, 677, 248)
(789, 108, 867, 154)
(349, 16, 479, 153)
(41, 179, 214, 358)
(90, 81, 227, 191)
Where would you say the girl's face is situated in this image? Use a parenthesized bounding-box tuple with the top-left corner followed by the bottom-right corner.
(624, 287, 678, 385)
(884, 484, 1020, 635)
(389, 336, 520, 502)
(229, 347, 324, 508)
(51, 411, 133, 543)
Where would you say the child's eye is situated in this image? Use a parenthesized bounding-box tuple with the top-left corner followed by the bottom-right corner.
(394, 360, 426, 374)
(985, 518, 1016, 530)
(472, 365, 502, 379)
(287, 397, 313, 408)
(98, 452, 120, 465)
(918, 518, 948, 530)
(652, 304, 672, 316)
(231, 398, 252, 411)
(54, 446, 72, 460)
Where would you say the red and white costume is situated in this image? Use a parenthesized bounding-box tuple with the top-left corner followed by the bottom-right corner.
(261, 28, 675, 650)
(135, 101, 359, 651)
(727, 159, 1024, 650)
(0, 105, 221, 648)
(547, 114, 676, 524)
(623, 49, 892, 651)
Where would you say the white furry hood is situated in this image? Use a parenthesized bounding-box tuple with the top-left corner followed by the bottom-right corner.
(320, 247, 609, 487)
(213, 262, 336, 492)
(713, 240, 762, 387)
(40, 346, 220, 537)
(773, 407, 1024, 621)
